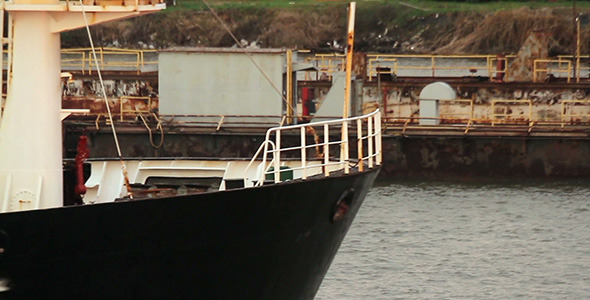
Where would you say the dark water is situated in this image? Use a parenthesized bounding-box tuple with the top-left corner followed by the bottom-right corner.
(317, 179, 590, 299)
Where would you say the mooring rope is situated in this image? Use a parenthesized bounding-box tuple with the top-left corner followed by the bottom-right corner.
(139, 113, 164, 148)
(78, 0, 134, 198)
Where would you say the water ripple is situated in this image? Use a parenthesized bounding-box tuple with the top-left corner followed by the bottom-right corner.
(316, 179, 590, 299)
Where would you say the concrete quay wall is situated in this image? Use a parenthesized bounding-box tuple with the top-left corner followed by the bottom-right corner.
(381, 135, 590, 180)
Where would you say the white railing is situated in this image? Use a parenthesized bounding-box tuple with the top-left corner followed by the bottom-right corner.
(244, 109, 382, 186)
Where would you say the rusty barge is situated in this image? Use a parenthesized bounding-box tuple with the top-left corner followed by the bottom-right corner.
(4, 30, 590, 179)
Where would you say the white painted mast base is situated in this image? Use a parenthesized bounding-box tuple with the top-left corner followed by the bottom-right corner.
(0, 173, 44, 212)
(0, 2, 164, 213)
(0, 11, 62, 212)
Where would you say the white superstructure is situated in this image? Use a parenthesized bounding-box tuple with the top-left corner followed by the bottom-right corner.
(0, 0, 164, 212)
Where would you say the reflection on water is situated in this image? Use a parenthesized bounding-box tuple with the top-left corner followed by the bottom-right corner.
(317, 179, 590, 299)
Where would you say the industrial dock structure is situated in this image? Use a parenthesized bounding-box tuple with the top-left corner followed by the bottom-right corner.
(5, 32, 589, 179)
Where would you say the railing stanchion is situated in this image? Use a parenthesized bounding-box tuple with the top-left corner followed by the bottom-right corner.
(274, 130, 281, 183)
(82, 51, 88, 74)
(245, 110, 381, 186)
(301, 126, 307, 180)
(341, 121, 349, 174)
(259, 140, 269, 186)
(367, 115, 373, 169)
(357, 119, 363, 172)
(324, 123, 330, 176)
(375, 111, 382, 165)
(431, 55, 436, 77)
(561, 101, 566, 128)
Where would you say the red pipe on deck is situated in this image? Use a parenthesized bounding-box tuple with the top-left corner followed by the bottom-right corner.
(74, 135, 90, 196)
(302, 87, 314, 116)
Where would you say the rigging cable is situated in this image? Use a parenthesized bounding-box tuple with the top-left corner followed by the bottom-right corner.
(200, 0, 296, 115)
(78, 0, 134, 198)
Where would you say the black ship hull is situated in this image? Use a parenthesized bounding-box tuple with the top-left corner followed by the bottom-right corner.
(0, 168, 379, 300)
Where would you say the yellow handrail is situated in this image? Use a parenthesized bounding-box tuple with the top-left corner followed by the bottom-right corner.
(119, 96, 152, 121)
(439, 99, 474, 122)
(367, 57, 397, 79)
(558, 55, 590, 82)
(365, 54, 518, 81)
(491, 99, 532, 125)
(533, 59, 571, 83)
(561, 100, 590, 127)
(304, 53, 345, 81)
(54, 47, 158, 75)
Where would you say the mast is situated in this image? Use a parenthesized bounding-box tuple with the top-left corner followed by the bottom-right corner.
(0, 0, 164, 212)
(343, 1, 355, 119)
(340, 2, 355, 175)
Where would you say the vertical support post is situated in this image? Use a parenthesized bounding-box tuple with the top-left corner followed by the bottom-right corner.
(576, 17, 581, 82)
(0, 9, 4, 108)
(491, 100, 496, 126)
(323, 124, 329, 176)
(87, 51, 91, 74)
(136, 51, 140, 75)
(561, 101, 565, 128)
(260, 138, 270, 185)
(367, 116, 373, 169)
(286, 49, 294, 124)
(341, 2, 355, 175)
(529, 100, 533, 122)
(100, 48, 104, 72)
(470, 99, 474, 121)
(7, 12, 12, 92)
(341, 121, 349, 174)
(0, 11, 62, 211)
(343, 2, 355, 119)
(274, 130, 281, 183)
(81, 52, 86, 75)
(375, 111, 382, 165)
(568, 0, 578, 82)
(496, 54, 505, 82)
(0, 0, 164, 212)
(357, 118, 363, 172)
(89, 49, 94, 75)
(431, 56, 436, 77)
(300, 126, 307, 180)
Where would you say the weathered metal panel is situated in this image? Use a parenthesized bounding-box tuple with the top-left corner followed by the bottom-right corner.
(315, 72, 346, 117)
(159, 49, 285, 117)
(380, 136, 590, 179)
(505, 31, 549, 82)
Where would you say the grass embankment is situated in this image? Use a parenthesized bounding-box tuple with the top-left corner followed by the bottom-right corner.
(171, 0, 590, 11)
(62, 1, 590, 55)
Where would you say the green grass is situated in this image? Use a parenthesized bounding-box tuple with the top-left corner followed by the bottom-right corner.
(170, 0, 590, 12)
(403, 0, 590, 13)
